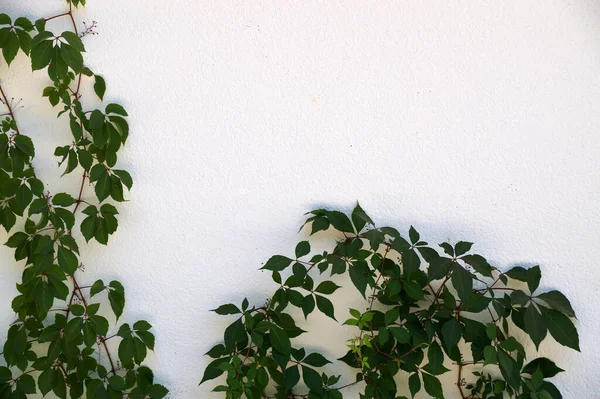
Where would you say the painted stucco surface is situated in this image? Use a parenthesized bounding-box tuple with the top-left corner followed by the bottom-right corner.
(1, 0, 599, 397)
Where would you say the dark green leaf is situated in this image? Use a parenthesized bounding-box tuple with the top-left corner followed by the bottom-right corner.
(270, 325, 291, 356)
(211, 304, 240, 315)
(314, 281, 340, 295)
(284, 365, 300, 391)
(260, 255, 293, 271)
(441, 318, 461, 350)
(523, 358, 564, 378)
(17, 374, 36, 394)
(427, 341, 444, 374)
(351, 202, 373, 232)
(52, 193, 76, 207)
(421, 373, 443, 398)
(295, 241, 310, 258)
(497, 349, 520, 390)
(94, 75, 106, 100)
(451, 263, 472, 301)
(454, 241, 473, 256)
(301, 366, 323, 394)
(537, 290, 576, 318)
(61, 31, 85, 51)
(302, 353, 330, 367)
(57, 246, 78, 274)
(408, 372, 420, 398)
(542, 307, 580, 351)
(14, 135, 35, 156)
(460, 254, 493, 277)
(524, 304, 547, 350)
(301, 294, 315, 319)
(90, 279, 105, 297)
(315, 295, 336, 320)
(106, 103, 128, 116)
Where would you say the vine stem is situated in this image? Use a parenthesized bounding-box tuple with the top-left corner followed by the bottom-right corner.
(0, 85, 20, 135)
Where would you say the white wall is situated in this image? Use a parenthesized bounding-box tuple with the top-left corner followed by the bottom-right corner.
(1, 0, 599, 397)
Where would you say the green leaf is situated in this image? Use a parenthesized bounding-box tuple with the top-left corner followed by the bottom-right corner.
(211, 304, 240, 315)
(324, 210, 354, 233)
(52, 193, 76, 207)
(17, 374, 36, 394)
(427, 341, 444, 374)
(315, 295, 336, 320)
(57, 246, 78, 275)
(302, 353, 331, 367)
(403, 279, 424, 301)
(497, 349, 520, 390)
(540, 381, 563, 399)
(270, 325, 291, 356)
(205, 344, 226, 358)
(389, 327, 410, 344)
(348, 262, 368, 298)
(94, 75, 106, 100)
(454, 241, 473, 256)
(108, 375, 126, 391)
(351, 202, 373, 232)
(301, 366, 323, 394)
(133, 320, 152, 331)
(284, 365, 300, 391)
(38, 368, 55, 396)
(61, 31, 85, 51)
(5, 232, 27, 248)
(483, 345, 497, 365)
(200, 358, 230, 385)
(542, 307, 580, 351)
(461, 293, 491, 313)
(421, 373, 443, 398)
(137, 330, 155, 350)
(441, 318, 461, 350)
(14, 135, 35, 156)
(2, 31, 19, 65)
(106, 103, 128, 116)
(31, 41, 52, 71)
(113, 169, 133, 190)
(301, 294, 315, 319)
(408, 372, 421, 398)
(524, 304, 547, 350)
(59, 44, 83, 73)
(408, 226, 420, 244)
(536, 290, 576, 318)
(527, 265, 542, 293)
(118, 337, 136, 367)
(295, 241, 310, 258)
(90, 279, 105, 297)
(314, 281, 340, 295)
(439, 242, 454, 257)
(506, 266, 541, 294)
(522, 358, 564, 378)
(460, 254, 493, 277)
(451, 263, 472, 301)
(108, 288, 125, 320)
(510, 290, 530, 306)
(260, 255, 293, 271)
(95, 169, 111, 202)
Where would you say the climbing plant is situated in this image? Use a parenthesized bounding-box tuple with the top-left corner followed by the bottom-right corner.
(202, 204, 579, 399)
(0, 2, 166, 398)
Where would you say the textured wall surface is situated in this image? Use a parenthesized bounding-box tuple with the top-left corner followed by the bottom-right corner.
(1, 0, 599, 397)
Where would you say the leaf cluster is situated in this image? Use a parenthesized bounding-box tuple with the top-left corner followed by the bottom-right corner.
(0, 3, 165, 399)
(202, 204, 578, 399)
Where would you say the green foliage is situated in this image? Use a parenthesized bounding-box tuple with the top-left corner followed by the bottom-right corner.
(0, 3, 165, 399)
(203, 204, 578, 398)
